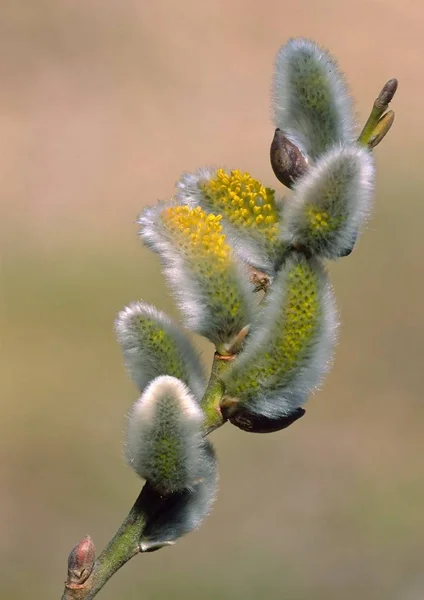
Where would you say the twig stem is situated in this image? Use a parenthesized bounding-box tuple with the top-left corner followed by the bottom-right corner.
(61, 354, 228, 600)
(61, 487, 147, 600)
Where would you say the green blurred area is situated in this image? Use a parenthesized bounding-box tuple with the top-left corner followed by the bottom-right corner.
(2, 1, 424, 599)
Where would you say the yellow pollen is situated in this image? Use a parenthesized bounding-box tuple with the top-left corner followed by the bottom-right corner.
(162, 205, 230, 265)
(202, 169, 279, 240)
(306, 206, 340, 233)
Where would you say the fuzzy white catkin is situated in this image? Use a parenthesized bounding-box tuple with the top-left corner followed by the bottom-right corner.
(175, 166, 218, 207)
(283, 144, 375, 258)
(115, 301, 205, 401)
(272, 38, 354, 160)
(140, 441, 218, 551)
(176, 167, 285, 275)
(126, 376, 205, 494)
(222, 253, 338, 419)
(137, 201, 253, 351)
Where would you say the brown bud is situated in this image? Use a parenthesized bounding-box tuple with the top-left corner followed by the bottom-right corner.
(377, 78, 398, 108)
(270, 129, 309, 188)
(368, 110, 395, 148)
(225, 405, 306, 433)
(66, 535, 96, 587)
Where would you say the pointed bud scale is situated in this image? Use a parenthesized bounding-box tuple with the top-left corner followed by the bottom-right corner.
(115, 301, 205, 400)
(272, 38, 354, 160)
(221, 253, 337, 420)
(282, 144, 375, 259)
(126, 376, 205, 494)
(140, 441, 218, 551)
(270, 129, 309, 188)
(177, 167, 284, 275)
(368, 110, 395, 149)
(138, 202, 253, 352)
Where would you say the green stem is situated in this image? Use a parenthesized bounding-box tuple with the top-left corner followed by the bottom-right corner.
(61, 482, 182, 600)
(61, 487, 147, 600)
(358, 105, 384, 146)
(85, 499, 145, 599)
(201, 353, 233, 434)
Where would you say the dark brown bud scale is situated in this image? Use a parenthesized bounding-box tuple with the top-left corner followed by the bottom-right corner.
(228, 407, 306, 433)
(270, 129, 309, 189)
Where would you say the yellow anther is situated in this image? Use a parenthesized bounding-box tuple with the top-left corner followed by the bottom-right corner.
(162, 204, 230, 266)
(201, 168, 279, 240)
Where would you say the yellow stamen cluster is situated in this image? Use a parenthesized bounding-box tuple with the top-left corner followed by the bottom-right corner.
(307, 206, 330, 232)
(230, 259, 320, 396)
(280, 263, 319, 366)
(306, 205, 342, 234)
(200, 169, 279, 241)
(162, 205, 230, 266)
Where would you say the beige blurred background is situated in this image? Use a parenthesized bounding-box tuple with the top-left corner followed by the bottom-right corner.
(2, 1, 424, 599)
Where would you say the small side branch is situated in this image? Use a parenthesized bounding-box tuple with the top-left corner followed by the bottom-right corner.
(358, 78, 398, 147)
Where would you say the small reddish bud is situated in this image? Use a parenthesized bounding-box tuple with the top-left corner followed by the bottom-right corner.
(66, 535, 96, 587)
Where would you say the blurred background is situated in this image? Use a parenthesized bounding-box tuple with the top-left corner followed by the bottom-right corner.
(2, 1, 424, 598)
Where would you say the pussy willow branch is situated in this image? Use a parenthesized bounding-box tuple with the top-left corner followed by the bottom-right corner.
(61, 354, 230, 600)
(61, 77, 397, 599)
